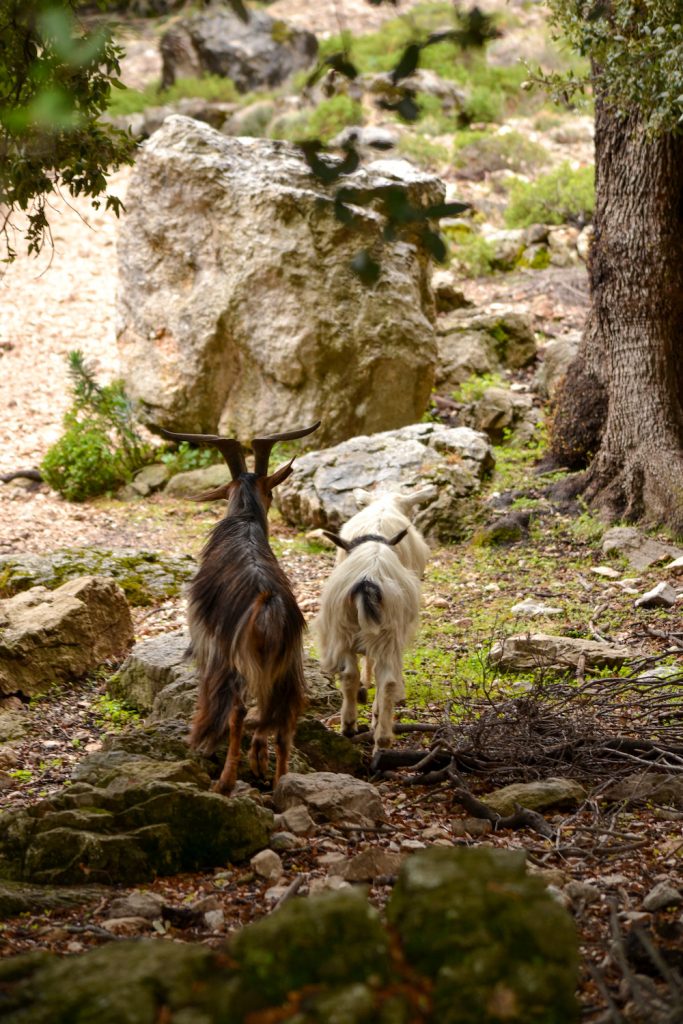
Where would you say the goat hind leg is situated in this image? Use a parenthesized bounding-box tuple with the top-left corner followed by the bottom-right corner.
(340, 653, 361, 737)
(214, 701, 247, 795)
(248, 728, 269, 780)
(372, 659, 403, 751)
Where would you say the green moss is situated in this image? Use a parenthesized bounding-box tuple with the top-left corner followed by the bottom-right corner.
(504, 162, 595, 228)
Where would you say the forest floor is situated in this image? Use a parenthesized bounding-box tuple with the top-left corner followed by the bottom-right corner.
(1, 3, 683, 1022)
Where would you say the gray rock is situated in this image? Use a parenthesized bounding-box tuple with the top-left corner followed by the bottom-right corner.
(547, 226, 580, 267)
(603, 772, 683, 809)
(107, 891, 166, 921)
(117, 119, 442, 447)
(130, 463, 170, 497)
(471, 386, 535, 444)
(536, 333, 580, 398)
(275, 422, 494, 540)
(431, 269, 472, 313)
(634, 581, 678, 608)
(251, 849, 283, 881)
(480, 227, 526, 269)
(490, 633, 635, 672)
(164, 464, 229, 499)
(100, 916, 153, 935)
(601, 526, 683, 570)
(336, 847, 404, 882)
(277, 804, 316, 836)
(273, 772, 386, 829)
(160, 8, 317, 93)
(270, 831, 299, 852)
(0, 880, 109, 919)
(365, 68, 466, 113)
(564, 881, 600, 905)
(109, 630, 193, 713)
(642, 880, 683, 912)
(0, 577, 133, 697)
(485, 778, 587, 816)
(436, 309, 537, 390)
(204, 908, 225, 932)
(223, 98, 276, 138)
(511, 598, 563, 617)
(0, 709, 27, 744)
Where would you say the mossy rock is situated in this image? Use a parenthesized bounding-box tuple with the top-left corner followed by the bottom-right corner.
(0, 781, 273, 885)
(294, 717, 365, 775)
(0, 549, 194, 606)
(0, 880, 110, 920)
(0, 940, 238, 1024)
(386, 847, 579, 1024)
(230, 889, 392, 1015)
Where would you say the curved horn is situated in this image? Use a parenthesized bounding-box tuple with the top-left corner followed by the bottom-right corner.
(159, 428, 247, 480)
(251, 421, 321, 477)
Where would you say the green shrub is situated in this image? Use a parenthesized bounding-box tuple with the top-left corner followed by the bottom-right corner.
(397, 133, 449, 170)
(160, 441, 223, 476)
(453, 128, 549, 175)
(41, 351, 151, 502)
(449, 233, 498, 277)
(270, 94, 363, 143)
(504, 162, 595, 228)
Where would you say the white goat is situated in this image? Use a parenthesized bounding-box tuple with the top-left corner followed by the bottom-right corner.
(336, 487, 435, 577)
(333, 487, 433, 702)
(315, 528, 421, 754)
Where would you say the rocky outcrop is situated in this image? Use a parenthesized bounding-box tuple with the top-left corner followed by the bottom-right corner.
(0, 577, 133, 696)
(117, 118, 443, 446)
(160, 8, 318, 93)
(273, 772, 386, 829)
(0, 848, 579, 1022)
(0, 548, 194, 606)
(0, 776, 272, 885)
(275, 422, 494, 540)
(436, 309, 537, 390)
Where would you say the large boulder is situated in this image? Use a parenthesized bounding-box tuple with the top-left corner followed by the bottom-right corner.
(0, 577, 133, 696)
(117, 117, 443, 447)
(275, 422, 494, 540)
(160, 7, 318, 93)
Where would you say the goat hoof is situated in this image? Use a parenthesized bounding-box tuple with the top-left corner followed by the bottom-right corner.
(341, 723, 358, 738)
(212, 779, 235, 796)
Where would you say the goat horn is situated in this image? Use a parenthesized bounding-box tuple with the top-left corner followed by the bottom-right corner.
(159, 428, 247, 480)
(251, 420, 321, 477)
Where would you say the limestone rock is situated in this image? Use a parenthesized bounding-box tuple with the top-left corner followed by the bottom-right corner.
(601, 526, 683, 570)
(490, 633, 635, 672)
(603, 772, 683, 809)
(642, 880, 683, 912)
(336, 847, 404, 882)
(431, 269, 473, 313)
(387, 846, 579, 1023)
(293, 717, 364, 775)
(160, 8, 318, 93)
(634, 581, 678, 609)
(251, 849, 283, 882)
(0, 547, 194, 606)
(117, 118, 443, 446)
(536, 332, 580, 398)
(109, 630, 194, 713)
(275, 422, 494, 540)
(436, 309, 537, 390)
(511, 598, 563, 617)
(0, 577, 133, 697)
(107, 890, 166, 921)
(471, 386, 535, 444)
(273, 772, 385, 829)
(0, 880, 109, 919)
(484, 778, 587, 816)
(129, 462, 170, 497)
(163, 464, 228, 499)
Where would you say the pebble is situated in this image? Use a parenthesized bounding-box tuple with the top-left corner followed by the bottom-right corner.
(203, 909, 225, 932)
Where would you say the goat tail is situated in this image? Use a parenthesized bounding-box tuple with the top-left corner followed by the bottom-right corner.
(350, 578, 383, 632)
(231, 590, 306, 722)
(189, 654, 241, 755)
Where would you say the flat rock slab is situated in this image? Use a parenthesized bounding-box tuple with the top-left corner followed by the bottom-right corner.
(0, 548, 194, 606)
(275, 422, 494, 539)
(0, 576, 133, 696)
(0, 880, 110, 920)
(273, 772, 386, 829)
(485, 778, 587, 816)
(603, 771, 683, 809)
(601, 526, 683, 570)
(490, 632, 636, 671)
(336, 847, 405, 882)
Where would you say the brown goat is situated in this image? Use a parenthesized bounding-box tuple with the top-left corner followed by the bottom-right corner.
(161, 422, 320, 794)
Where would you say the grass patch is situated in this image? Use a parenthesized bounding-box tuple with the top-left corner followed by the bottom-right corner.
(107, 75, 241, 117)
(270, 94, 363, 142)
(504, 162, 595, 228)
(397, 132, 449, 170)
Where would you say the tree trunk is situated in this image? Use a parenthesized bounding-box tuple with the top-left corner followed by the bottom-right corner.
(550, 89, 683, 534)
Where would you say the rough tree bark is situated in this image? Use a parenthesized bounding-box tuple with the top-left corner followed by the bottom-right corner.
(550, 87, 683, 534)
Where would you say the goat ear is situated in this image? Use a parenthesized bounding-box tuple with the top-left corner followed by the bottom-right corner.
(388, 527, 409, 546)
(322, 530, 350, 551)
(265, 459, 294, 490)
(402, 485, 438, 509)
(189, 484, 232, 502)
(352, 488, 372, 508)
